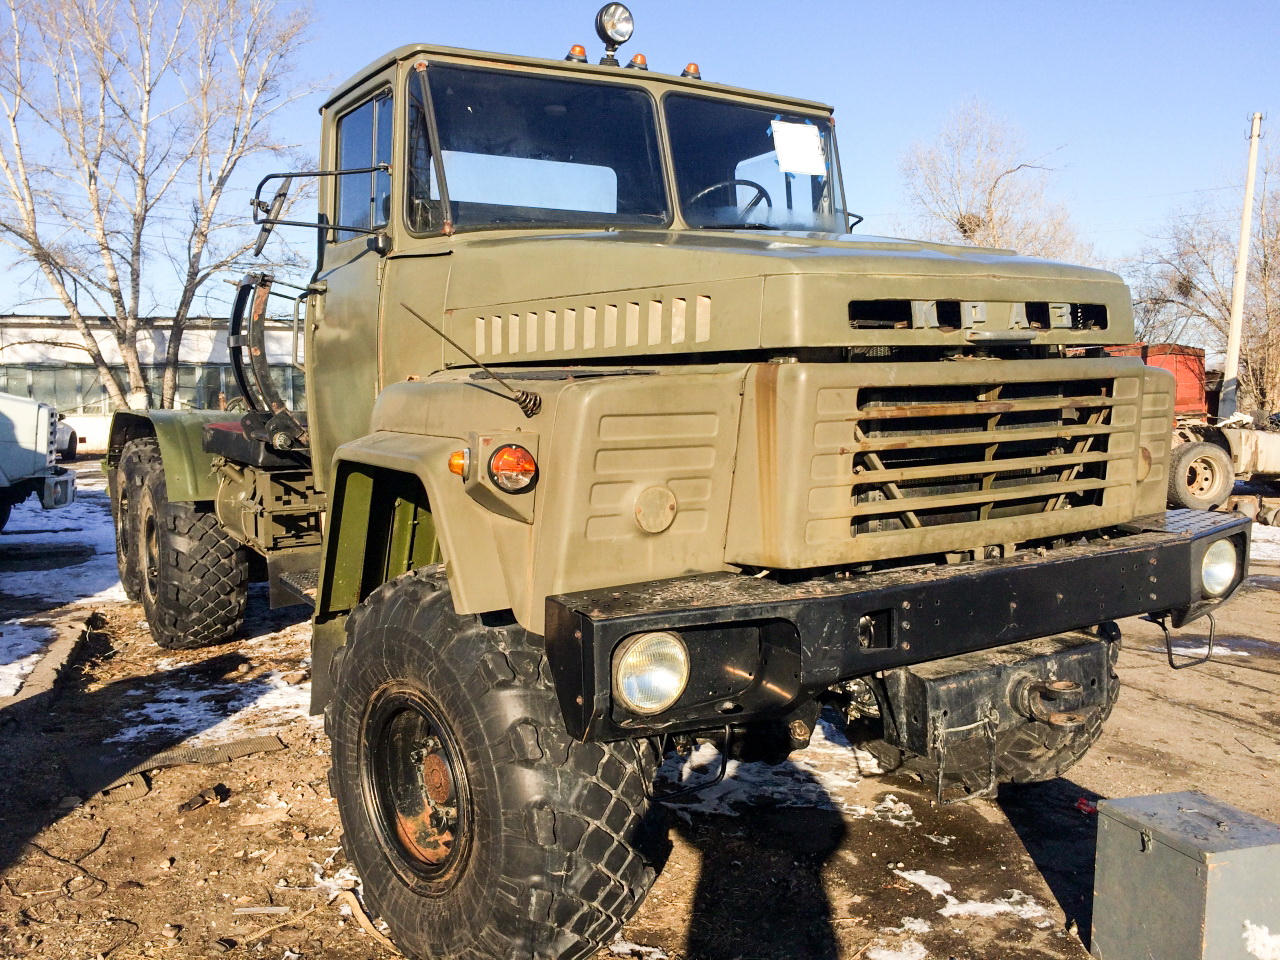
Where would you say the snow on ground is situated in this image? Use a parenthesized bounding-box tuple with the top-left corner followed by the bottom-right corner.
(0, 469, 127, 609)
(106, 609, 317, 749)
(0, 619, 54, 697)
(656, 712, 894, 818)
(1251, 525, 1280, 564)
(0, 471, 122, 698)
(894, 868, 1051, 926)
(865, 942, 929, 960)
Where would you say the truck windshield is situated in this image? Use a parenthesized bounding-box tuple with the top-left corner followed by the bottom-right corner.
(665, 94, 845, 231)
(409, 65, 668, 231)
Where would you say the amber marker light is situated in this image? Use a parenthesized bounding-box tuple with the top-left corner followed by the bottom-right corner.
(448, 449, 470, 480)
(565, 44, 588, 63)
(625, 53, 648, 70)
(680, 62, 701, 79)
(488, 444, 539, 493)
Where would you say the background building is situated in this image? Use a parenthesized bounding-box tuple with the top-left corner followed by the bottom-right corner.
(0, 314, 304, 454)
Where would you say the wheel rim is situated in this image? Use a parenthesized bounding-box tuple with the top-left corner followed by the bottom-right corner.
(362, 685, 471, 891)
(1186, 455, 1224, 499)
(141, 501, 159, 602)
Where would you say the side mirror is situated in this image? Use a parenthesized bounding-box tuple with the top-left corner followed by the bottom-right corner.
(250, 164, 393, 256)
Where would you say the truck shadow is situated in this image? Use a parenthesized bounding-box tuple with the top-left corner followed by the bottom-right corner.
(659, 753, 847, 960)
(0, 646, 269, 876)
(998, 777, 1102, 949)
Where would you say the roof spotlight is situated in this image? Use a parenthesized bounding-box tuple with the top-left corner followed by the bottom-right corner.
(595, 3, 633, 65)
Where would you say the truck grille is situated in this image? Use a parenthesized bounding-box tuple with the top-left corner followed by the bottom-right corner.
(851, 378, 1124, 534)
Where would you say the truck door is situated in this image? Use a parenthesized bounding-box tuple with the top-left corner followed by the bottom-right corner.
(307, 76, 396, 492)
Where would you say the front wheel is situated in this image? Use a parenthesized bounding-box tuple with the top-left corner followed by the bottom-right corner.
(326, 568, 665, 960)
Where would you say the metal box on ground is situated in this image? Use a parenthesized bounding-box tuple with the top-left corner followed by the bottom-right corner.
(1092, 791, 1280, 960)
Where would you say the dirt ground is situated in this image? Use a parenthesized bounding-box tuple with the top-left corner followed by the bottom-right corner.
(1, 467, 1277, 960)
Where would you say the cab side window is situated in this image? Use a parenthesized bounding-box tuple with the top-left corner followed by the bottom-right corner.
(334, 91, 393, 241)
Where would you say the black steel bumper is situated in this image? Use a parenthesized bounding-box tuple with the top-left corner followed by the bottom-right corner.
(545, 510, 1251, 741)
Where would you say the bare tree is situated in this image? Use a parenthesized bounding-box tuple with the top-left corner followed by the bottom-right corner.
(0, 0, 313, 409)
(899, 99, 1094, 264)
(1132, 153, 1280, 412)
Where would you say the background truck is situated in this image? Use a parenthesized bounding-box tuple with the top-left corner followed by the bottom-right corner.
(0, 391, 76, 532)
(1111, 342, 1280, 511)
(104, 7, 1252, 959)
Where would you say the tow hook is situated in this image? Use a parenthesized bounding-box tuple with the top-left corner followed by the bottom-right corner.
(1014, 678, 1086, 729)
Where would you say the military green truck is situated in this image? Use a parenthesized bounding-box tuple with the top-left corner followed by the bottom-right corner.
(105, 6, 1252, 958)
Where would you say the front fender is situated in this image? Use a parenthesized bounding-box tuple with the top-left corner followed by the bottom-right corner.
(322, 432, 512, 619)
(107, 410, 234, 502)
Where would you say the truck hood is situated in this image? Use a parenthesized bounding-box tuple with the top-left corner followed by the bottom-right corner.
(435, 228, 1134, 354)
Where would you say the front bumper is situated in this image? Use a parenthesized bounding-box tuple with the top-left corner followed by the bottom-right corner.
(546, 509, 1250, 741)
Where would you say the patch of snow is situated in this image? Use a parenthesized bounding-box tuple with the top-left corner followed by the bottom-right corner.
(1167, 644, 1250, 657)
(0, 619, 53, 697)
(104, 666, 314, 748)
(0, 484, 123, 608)
(882, 918, 931, 935)
(924, 834, 954, 846)
(1250, 526, 1280, 564)
(866, 941, 929, 960)
(608, 941, 668, 960)
(657, 713, 883, 816)
(895, 870, 952, 898)
(1245, 920, 1280, 960)
(895, 869, 1047, 924)
(938, 889, 1047, 921)
(311, 864, 362, 902)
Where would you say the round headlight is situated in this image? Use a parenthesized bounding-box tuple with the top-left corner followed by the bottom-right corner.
(613, 631, 688, 715)
(1200, 539, 1237, 597)
(595, 3, 634, 45)
(487, 444, 538, 493)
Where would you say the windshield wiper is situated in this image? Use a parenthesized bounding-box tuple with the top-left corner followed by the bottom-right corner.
(693, 222, 779, 230)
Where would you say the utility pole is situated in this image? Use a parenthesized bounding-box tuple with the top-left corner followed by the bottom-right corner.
(1220, 112, 1263, 417)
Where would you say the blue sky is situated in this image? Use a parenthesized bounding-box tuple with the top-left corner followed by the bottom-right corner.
(3, 0, 1278, 315)
(283, 0, 1278, 259)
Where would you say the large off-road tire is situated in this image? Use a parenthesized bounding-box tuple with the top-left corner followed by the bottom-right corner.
(134, 438, 248, 649)
(113, 438, 159, 601)
(326, 567, 664, 960)
(866, 660, 1121, 794)
(1168, 440, 1234, 510)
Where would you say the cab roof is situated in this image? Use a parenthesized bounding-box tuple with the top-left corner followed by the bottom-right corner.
(321, 43, 833, 115)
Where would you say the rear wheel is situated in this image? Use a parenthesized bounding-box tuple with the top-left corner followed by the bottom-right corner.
(134, 440, 248, 648)
(0, 500, 11, 533)
(327, 567, 665, 960)
(1168, 441, 1233, 510)
(113, 438, 159, 601)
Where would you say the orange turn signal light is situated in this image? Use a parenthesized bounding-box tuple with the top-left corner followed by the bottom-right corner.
(448, 449, 470, 479)
(625, 52, 648, 70)
(681, 62, 701, 79)
(565, 44, 588, 63)
(488, 444, 538, 493)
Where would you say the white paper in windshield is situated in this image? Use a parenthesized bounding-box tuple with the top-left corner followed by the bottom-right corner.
(771, 121, 826, 176)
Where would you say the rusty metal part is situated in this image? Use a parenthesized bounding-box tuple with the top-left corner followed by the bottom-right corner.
(422, 752, 454, 806)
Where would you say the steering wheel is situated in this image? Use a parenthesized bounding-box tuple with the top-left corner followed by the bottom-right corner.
(687, 178, 773, 218)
